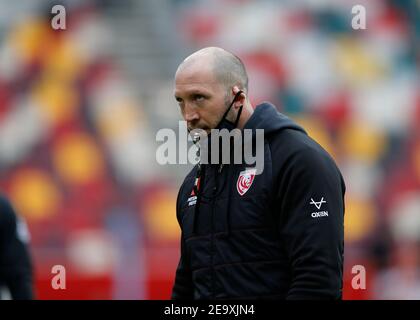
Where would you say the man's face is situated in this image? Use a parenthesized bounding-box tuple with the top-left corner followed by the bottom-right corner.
(174, 62, 229, 134)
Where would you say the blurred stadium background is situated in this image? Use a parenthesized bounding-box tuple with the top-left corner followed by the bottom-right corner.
(0, 0, 419, 299)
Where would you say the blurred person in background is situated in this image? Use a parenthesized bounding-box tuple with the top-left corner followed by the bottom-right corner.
(373, 197, 420, 299)
(374, 240, 420, 299)
(171, 47, 345, 300)
(0, 195, 33, 299)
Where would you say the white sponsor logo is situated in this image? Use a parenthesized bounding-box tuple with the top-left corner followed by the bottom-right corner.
(311, 211, 329, 218)
(187, 196, 197, 207)
(310, 197, 326, 210)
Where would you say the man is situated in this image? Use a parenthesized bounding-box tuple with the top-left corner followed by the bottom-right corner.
(0, 195, 34, 299)
(172, 47, 345, 299)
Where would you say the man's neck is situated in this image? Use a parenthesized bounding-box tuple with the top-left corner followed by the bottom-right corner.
(236, 103, 254, 129)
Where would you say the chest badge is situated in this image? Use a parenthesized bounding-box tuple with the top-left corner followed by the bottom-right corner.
(236, 168, 257, 196)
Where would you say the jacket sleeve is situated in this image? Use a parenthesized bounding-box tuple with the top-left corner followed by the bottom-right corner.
(276, 147, 345, 300)
(171, 186, 194, 300)
(0, 197, 34, 300)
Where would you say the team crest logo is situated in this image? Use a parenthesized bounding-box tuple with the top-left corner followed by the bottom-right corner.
(236, 168, 257, 196)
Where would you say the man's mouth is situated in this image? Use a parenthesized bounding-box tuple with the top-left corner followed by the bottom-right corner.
(188, 125, 210, 132)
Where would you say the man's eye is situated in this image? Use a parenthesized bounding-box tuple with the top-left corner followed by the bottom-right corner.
(194, 95, 205, 101)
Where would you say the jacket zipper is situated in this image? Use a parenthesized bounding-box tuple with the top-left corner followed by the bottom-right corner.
(210, 171, 216, 299)
(210, 164, 223, 299)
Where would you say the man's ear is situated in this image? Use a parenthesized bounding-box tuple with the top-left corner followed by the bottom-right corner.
(232, 86, 245, 108)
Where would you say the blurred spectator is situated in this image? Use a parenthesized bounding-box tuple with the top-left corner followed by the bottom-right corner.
(0, 195, 33, 300)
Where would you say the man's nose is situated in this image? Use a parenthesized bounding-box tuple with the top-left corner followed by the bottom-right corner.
(184, 106, 199, 122)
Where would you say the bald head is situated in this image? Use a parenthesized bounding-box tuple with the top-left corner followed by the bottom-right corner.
(174, 47, 253, 132)
(177, 47, 248, 96)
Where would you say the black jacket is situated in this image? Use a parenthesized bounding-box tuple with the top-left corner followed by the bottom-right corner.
(0, 195, 33, 299)
(172, 102, 345, 300)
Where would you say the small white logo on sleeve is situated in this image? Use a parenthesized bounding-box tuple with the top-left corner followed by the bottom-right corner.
(310, 197, 326, 209)
(310, 197, 328, 218)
